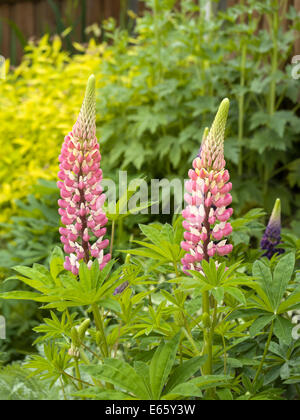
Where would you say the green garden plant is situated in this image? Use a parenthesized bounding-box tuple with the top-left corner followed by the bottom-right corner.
(0, 76, 299, 401)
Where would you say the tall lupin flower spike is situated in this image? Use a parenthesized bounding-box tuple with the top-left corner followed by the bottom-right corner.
(58, 75, 111, 275)
(181, 98, 233, 273)
(261, 198, 284, 259)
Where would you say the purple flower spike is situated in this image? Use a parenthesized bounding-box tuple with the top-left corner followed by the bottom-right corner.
(261, 198, 285, 259)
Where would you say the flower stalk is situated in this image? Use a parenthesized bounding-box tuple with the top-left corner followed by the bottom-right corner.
(57, 75, 111, 275)
(181, 98, 233, 377)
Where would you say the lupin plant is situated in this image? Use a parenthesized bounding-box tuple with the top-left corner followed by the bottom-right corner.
(261, 198, 285, 259)
(57, 75, 111, 275)
(181, 98, 233, 273)
(180, 98, 234, 379)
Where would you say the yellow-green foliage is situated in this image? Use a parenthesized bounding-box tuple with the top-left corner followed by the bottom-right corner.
(0, 35, 106, 223)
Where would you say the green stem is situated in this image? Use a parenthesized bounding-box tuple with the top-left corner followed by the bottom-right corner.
(173, 261, 179, 277)
(81, 342, 103, 361)
(120, 0, 128, 29)
(110, 220, 115, 257)
(75, 359, 83, 391)
(118, 219, 124, 244)
(201, 290, 212, 375)
(222, 334, 227, 375)
(253, 321, 274, 384)
(154, 0, 162, 80)
(60, 377, 67, 400)
(92, 304, 109, 358)
(238, 43, 247, 176)
(269, 8, 278, 116)
(262, 5, 279, 203)
(62, 370, 92, 388)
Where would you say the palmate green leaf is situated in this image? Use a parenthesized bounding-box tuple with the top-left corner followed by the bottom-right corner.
(184, 375, 231, 390)
(5, 266, 55, 293)
(134, 361, 152, 399)
(278, 291, 300, 314)
(150, 332, 181, 399)
(272, 253, 295, 311)
(273, 316, 294, 346)
(105, 177, 149, 221)
(32, 311, 76, 344)
(216, 388, 234, 400)
(49, 246, 64, 285)
(139, 224, 165, 246)
(212, 287, 225, 304)
(133, 240, 173, 260)
(226, 308, 268, 321)
(25, 343, 72, 387)
(252, 260, 275, 312)
(163, 355, 207, 395)
(120, 247, 168, 262)
(1, 258, 122, 310)
(73, 388, 132, 400)
(122, 222, 184, 266)
(249, 314, 275, 337)
(160, 289, 184, 308)
(162, 382, 203, 399)
(0, 290, 49, 302)
(81, 360, 150, 400)
(225, 286, 246, 305)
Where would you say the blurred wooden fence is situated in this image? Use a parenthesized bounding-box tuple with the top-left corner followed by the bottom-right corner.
(0, 0, 299, 63)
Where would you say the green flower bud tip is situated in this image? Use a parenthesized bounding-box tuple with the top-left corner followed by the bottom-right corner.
(73, 74, 96, 141)
(270, 198, 281, 226)
(208, 98, 230, 147)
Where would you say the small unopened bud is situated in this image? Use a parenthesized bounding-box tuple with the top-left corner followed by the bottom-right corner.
(68, 344, 80, 359)
(71, 326, 80, 347)
(78, 319, 90, 340)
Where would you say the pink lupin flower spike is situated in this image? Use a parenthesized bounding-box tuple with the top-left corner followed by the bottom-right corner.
(181, 98, 233, 273)
(58, 75, 111, 275)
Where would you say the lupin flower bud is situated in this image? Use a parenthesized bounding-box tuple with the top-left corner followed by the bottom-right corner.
(261, 198, 285, 259)
(113, 280, 129, 296)
(181, 99, 233, 273)
(58, 75, 110, 275)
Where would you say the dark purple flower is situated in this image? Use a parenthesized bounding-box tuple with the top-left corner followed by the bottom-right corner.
(261, 198, 285, 259)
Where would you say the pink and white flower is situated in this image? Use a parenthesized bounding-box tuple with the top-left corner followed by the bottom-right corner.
(181, 99, 233, 273)
(58, 75, 110, 275)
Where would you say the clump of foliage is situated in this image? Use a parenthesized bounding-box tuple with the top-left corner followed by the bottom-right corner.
(1, 76, 300, 401)
(97, 0, 300, 222)
(0, 226, 299, 400)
